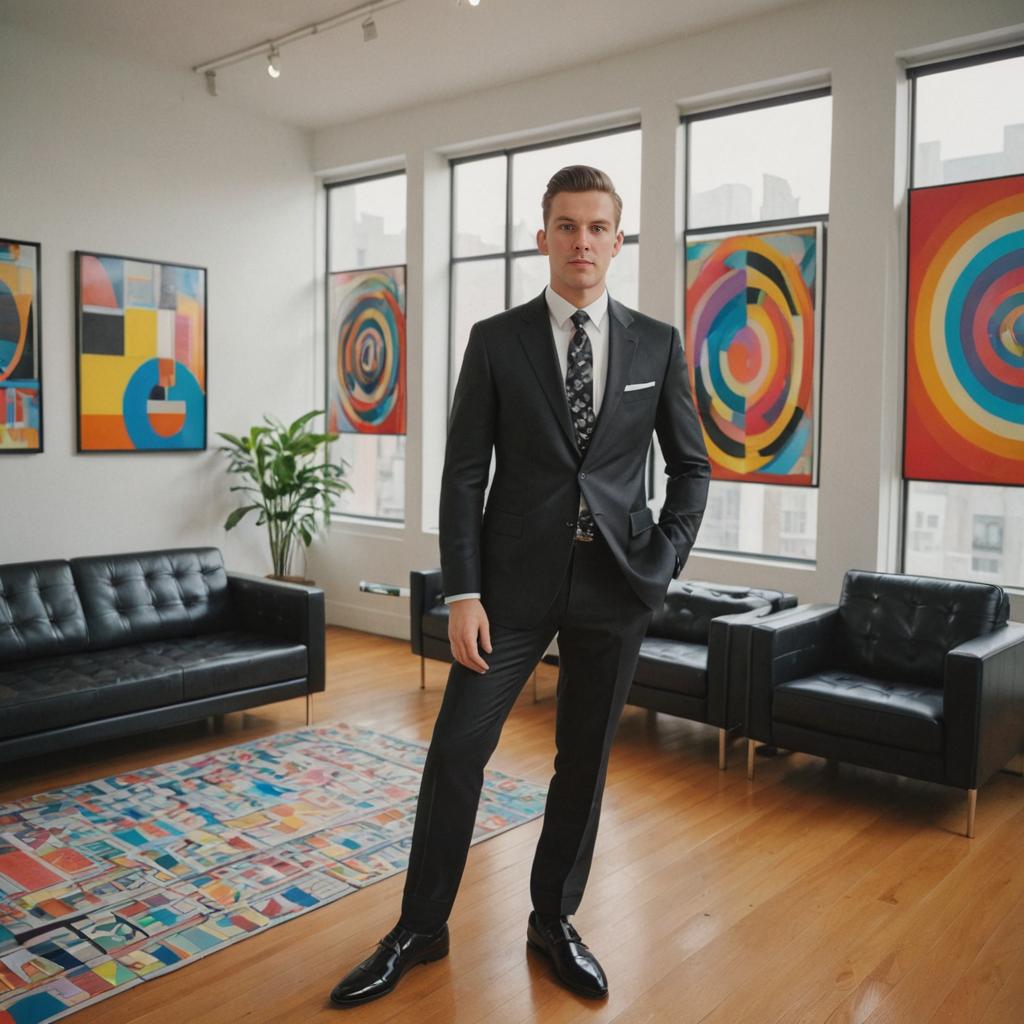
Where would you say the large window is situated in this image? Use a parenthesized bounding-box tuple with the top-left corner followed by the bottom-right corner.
(449, 126, 641, 395)
(325, 172, 407, 521)
(903, 47, 1024, 588)
(678, 90, 832, 562)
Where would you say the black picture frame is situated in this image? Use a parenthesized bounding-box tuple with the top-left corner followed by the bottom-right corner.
(74, 250, 208, 453)
(0, 237, 43, 455)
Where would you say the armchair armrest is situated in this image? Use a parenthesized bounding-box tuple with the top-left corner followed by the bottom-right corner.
(227, 573, 326, 693)
(410, 569, 444, 656)
(944, 622, 1024, 789)
(746, 604, 840, 741)
(707, 604, 793, 728)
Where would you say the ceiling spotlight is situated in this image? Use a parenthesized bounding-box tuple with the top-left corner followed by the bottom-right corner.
(362, 17, 378, 42)
(266, 46, 281, 78)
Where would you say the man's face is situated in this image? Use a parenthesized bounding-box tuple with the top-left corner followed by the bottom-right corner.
(537, 190, 624, 300)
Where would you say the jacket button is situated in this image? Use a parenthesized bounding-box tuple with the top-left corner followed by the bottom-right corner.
(579, 472, 587, 480)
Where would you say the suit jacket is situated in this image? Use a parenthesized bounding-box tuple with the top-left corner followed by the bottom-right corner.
(440, 290, 711, 630)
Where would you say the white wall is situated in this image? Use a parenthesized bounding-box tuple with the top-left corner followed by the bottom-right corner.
(310, 0, 1024, 632)
(0, 24, 316, 574)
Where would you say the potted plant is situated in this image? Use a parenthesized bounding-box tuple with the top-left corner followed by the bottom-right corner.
(218, 410, 349, 581)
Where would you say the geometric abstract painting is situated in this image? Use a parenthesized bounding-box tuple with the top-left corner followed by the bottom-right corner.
(75, 252, 206, 452)
(0, 722, 545, 1024)
(685, 224, 822, 485)
(905, 173, 1024, 485)
(0, 239, 42, 454)
(327, 265, 406, 436)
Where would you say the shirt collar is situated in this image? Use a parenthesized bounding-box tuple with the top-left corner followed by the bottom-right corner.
(544, 285, 609, 331)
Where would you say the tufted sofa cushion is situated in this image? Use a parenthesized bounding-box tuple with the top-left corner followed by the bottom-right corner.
(838, 570, 1009, 686)
(72, 548, 232, 651)
(0, 646, 184, 739)
(0, 561, 88, 663)
(774, 669, 945, 754)
(647, 580, 774, 645)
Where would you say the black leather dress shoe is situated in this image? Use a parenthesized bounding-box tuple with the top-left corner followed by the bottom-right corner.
(329, 923, 449, 1008)
(526, 911, 608, 999)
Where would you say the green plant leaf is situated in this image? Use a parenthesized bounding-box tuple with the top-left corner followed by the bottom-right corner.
(224, 504, 259, 530)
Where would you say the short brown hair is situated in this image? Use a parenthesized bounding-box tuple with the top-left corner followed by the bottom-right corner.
(542, 165, 623, 228)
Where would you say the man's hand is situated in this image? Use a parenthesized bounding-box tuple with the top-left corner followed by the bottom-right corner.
(448, 598, 492, 673)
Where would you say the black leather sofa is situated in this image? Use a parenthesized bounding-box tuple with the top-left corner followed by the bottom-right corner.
(745, 570, 1024, 836)
(0, 547, 325, 764)
(410, 568, 797, 767)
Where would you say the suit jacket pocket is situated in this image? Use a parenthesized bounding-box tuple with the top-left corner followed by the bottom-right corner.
(629, 507, 655, 536)
(623, 382, 658, 403)
(484, 509, 523, 537)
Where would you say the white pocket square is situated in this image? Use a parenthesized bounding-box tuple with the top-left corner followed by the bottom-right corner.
(624, 381, 656, 392)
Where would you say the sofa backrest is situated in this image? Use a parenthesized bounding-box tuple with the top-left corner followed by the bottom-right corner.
(838, 569, 1009, 685)
(647, 580, 775, 644)
(0, 560, 89, 663)
(71, 548, 231, 650)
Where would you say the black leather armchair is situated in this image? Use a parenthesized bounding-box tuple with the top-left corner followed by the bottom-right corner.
(628, 580, 798, 768)
(745, 570, 1024, 836)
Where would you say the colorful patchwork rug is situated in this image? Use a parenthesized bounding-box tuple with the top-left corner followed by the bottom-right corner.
(0, 722, 547, 1023)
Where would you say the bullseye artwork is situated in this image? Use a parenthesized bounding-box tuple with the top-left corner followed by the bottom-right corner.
(905, 173, 1024, 485)
(75, 252, 206, 452)
(685, 224, 823, 485)
(328, 265, 406, 436)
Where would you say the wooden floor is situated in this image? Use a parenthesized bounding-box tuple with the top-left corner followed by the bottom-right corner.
(6, 626, 1024, 1024)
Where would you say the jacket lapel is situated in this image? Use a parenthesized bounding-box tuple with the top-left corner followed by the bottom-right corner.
(586, 296, 637, 458)
(518, 292, 579, 454)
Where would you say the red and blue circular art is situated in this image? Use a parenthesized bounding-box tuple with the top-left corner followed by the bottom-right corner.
(685, 226, 821, 485)
(328, 266, 406, 436)
(905, 173, 1024, 485)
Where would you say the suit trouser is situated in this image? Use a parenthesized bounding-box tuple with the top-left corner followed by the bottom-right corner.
(399, 532, 654, 931)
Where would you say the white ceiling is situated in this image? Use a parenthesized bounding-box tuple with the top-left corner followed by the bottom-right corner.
(0, 0, 811, 130)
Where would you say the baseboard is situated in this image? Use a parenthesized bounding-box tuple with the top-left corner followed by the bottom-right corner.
(326, 598, 409, 640)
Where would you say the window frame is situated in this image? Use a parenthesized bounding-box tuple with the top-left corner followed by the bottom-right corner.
(899, 45, 1024, 584)
(324, 167, 408, 524)
(447, 123, 642, 410)
(678, 87, 832, 565)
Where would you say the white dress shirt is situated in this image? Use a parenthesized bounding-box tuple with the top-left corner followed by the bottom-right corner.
(445, 287, 610, 605)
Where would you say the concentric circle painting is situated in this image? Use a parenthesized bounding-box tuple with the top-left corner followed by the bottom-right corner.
(905, 173, 1024, 485)
(328, 266, 406, 436)
(685, 224, 823, 485)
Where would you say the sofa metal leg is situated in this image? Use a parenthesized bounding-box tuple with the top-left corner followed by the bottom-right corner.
(420, 657, 426, 690)
(747, 740, 756, 781)
(966, 789, 977, 838)
(306, 693, 313, 727)
(718, 729, 727, 771)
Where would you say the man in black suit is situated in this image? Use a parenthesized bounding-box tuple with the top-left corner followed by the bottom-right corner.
(331, 166, 710, 1008)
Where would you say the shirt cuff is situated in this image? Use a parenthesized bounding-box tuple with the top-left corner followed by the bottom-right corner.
(444, 593, 481, 604)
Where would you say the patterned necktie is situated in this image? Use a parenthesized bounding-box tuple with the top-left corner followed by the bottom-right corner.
(566, 310, 596, 539)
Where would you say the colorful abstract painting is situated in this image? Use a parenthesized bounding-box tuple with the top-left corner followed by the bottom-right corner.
(328, 265, 406, 435)
(905, 173, 1024, 485)
(76, 252, 206, 452)
(0, 239, 42, 453)
(685, 224, 822, 485)
(0, 722, 546, 1023)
